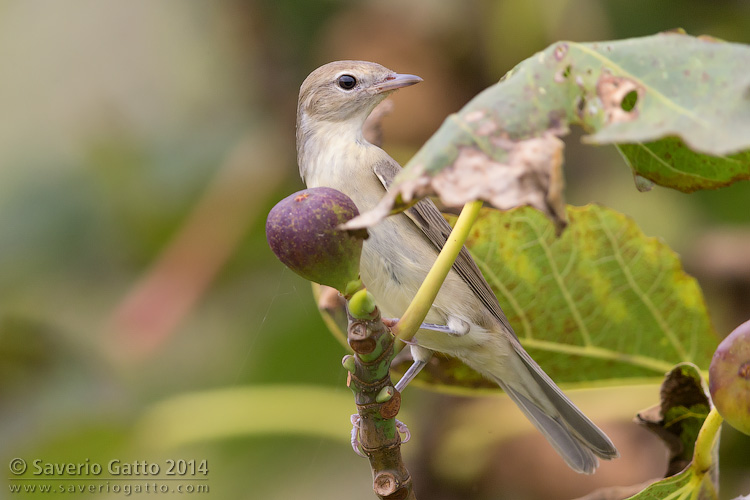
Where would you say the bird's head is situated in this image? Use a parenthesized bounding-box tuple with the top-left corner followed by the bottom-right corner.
(297, 60, 422, 126)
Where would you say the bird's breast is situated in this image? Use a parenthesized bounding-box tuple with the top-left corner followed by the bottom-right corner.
(300, 133, 493, 354)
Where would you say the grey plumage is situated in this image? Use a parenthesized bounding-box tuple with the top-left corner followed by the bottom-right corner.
(374, 157, 618, 473)
(296, 60, 618, 473)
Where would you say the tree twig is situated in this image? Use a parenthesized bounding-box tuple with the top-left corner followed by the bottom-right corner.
(344, 298, 416, 500)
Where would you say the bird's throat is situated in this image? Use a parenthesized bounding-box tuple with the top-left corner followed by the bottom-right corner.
(297, 114, 384, 209)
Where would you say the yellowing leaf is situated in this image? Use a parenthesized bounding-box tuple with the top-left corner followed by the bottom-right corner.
(324, 205, 718, 391)
(461, 205, 717, 385)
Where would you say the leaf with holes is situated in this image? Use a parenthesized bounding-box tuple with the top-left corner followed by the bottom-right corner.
(344, 31, 750, 230)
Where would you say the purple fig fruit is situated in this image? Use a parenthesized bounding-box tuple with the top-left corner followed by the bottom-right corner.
(266, 187, 366, 293)
(709, 319, 750, 435)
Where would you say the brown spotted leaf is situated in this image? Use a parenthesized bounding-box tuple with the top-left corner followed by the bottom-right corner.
(345, 31, 750, 230)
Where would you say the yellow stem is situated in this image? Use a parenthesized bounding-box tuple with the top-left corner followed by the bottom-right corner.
(692, 406, 722, 474)
(394, 200, 483, 352)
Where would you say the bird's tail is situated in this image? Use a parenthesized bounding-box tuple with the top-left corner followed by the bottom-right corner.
(491, 343, 619, 474)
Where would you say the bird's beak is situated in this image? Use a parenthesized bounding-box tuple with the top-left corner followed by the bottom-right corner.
(372, 73, 423, 94)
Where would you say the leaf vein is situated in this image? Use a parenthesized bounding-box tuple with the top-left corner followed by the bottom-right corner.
(521, 338, 674, 373)
(594, 210, 689, 360)
(632, 143, 718, 181)
(475, 258, 534, 340)
(523, 216, 593, 346)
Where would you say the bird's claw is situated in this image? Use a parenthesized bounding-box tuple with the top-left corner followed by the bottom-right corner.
(350, 414, 367, 457)
(350, 414, 411, 457)
(395, 419, 411, 443)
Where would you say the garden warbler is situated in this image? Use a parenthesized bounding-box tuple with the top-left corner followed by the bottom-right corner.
(296, 60, 618, 473)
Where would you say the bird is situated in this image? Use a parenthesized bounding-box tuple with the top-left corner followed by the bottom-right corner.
(296, 60, 618, 474)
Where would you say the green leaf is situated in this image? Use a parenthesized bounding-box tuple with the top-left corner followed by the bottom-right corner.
(617, 139, 750, 192)
(627, 401, 722, 500)
(414, 205, 717, 390)
(325, 205, 718, 391)
(624, 468, 716, 500)
(636, 363, 712, 476)
(348, 32, 750, 232)
(465, 205, 716, 384)
(580, 34, 750, 155)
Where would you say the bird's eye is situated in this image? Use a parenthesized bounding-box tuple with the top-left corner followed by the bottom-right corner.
(337, 75, 357, 90)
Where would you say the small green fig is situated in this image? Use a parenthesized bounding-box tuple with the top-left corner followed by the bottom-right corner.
(266, 187, 366, 293)
(709, 319, 750, 435)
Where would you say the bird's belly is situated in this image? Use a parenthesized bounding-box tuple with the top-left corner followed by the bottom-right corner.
(359, 214, 495, 357)
(359, 215, 432, 318)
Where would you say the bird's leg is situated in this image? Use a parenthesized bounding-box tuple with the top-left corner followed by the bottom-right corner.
(382, 318, 470, 337)
(390, 317, 469, 392)
(420, 322, 461, 334)
(422, 317, 471, 337)
(395, 342, 433, 392)
(394, 359, 427, 392)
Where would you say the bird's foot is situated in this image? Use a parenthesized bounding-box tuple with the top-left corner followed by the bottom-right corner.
(350, 414, 367, 457)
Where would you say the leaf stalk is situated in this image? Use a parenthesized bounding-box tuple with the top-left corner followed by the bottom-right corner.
(393, 200, 483, 351)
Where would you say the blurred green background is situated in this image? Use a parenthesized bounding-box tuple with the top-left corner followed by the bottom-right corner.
(2, 1, 749, 499)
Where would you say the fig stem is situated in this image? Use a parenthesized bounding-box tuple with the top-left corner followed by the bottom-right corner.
(349, 289, 377, 319)
(393, 200, 482, 352)
(692, 406, 722, 474)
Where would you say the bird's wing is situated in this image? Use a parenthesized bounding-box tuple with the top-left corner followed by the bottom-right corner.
(372, 159, 516, 336)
